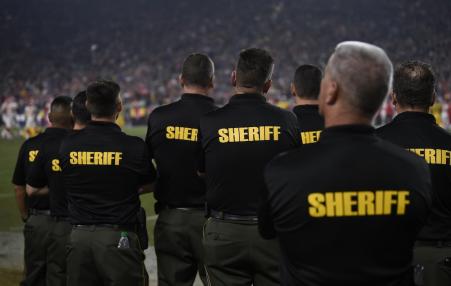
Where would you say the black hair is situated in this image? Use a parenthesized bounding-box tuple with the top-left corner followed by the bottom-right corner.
(393, 61, 435, 108)
(293, 64, 322, 99)
(50, 96, 72, 112)
(236, 48, 274, 89)
(72, 90, 91, 124)
(86, 80, 121, 117)
(50, 96, 73, 125)
(182, 53, 214, 88)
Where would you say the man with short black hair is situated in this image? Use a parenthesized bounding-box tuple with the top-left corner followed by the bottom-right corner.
(199, 48, 300, 285)
(12, 96, 73, 286)
(60, 80, 156, 286)
(26, 96, 73, 286)
(377, 61, 451, 286)
(72, 90, 91, 130)
(291, 64, 324, 144)
(261, 42, 431, 286)
(146, 53, 217, 286)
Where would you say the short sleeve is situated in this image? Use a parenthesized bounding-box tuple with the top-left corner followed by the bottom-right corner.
(26, 149, 48, 188)
(12, 143, 27, 186)
(138, 142, 157, 185)
(197, 124, 206, 173)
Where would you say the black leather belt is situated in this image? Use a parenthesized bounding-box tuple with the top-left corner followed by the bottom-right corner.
(73, 224, 136, 232)
(416, 240, 451, 248)
(29, 209, 51, 216)
(52, 216, 70, 222)
(210, 210, 258, 222)
(157, 203, 204, 212)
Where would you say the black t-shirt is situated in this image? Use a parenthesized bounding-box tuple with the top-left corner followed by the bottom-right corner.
(377, 112, 451, 241)
(261, 125, 431, 286)
(146, 93, 217, 207)
(59, 121, 157, 225)
(293, 105, 324, 144)
(199, 93, 300, 215)
(26, 128, 69, 217)
(12, 131, 51, 210)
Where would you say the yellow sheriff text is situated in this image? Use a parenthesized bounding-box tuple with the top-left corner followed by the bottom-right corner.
(69, 152, 123, 166)
(166, 126, 198, 142)
(29, 150, 39, 162)
(52, 159, 62, 172)
(308, 190, 410, 217)
(301, 130, 321, 144)
(218, 126, 281, 143)
(408, 148, 451, 165)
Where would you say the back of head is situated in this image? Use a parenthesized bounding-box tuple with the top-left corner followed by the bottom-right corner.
(328, 41, 393, 117)
(72, 91, 91, 124)
(49, 96, 73, 127)
(236, 48, 274, 90)
(181, 53, 215, 88)
(293, 64, 322, 99)
(86, 80, 121, 118)
(393, 61, 435, 109)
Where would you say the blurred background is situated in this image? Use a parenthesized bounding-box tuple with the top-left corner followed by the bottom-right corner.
(0, 0, 450, 284)
(1, 0, 451, 139)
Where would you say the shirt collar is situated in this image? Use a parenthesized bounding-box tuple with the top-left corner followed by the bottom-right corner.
(229, 93, 267, 104)
(320, 124, 375, 142)
(181, 93, 214, 103)
(393, 111, 437, 124)
(86, 121, 122, 131)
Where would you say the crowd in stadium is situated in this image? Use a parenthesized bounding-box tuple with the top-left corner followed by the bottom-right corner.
(1, 0, 451, 138)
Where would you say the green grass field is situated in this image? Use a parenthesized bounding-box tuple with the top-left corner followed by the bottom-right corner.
(0, 126, 156, 285)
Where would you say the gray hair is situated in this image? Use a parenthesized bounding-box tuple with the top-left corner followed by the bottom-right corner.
(328, 41, 393, 116)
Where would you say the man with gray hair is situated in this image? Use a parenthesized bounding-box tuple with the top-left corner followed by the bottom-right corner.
(259, 41, 432, 285)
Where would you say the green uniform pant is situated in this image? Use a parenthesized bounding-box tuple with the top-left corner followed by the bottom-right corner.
(413, 244, 451, 286)
(203, 218, 280, 286)
(154, 208, 207, 286)
(66, 227, 147, 286)
(47, 220, 71, 286)
(21, 214, 54, 286)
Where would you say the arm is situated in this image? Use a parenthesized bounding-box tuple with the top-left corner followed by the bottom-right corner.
(26, 184, 49, 196)
(13, 185, 28, 222)
(138, 182, 155, 195)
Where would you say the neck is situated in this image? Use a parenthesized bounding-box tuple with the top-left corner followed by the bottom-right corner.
(324, 108, 372, 128)
(183, 86, 209, 96)
(50, 123, 71, 129)
(396, 105, 429, 114)
(91, 116, 116, 123)
(235, 86, 263, 95)
(295, 97, 318, 106)
(73, 122, 87, 130)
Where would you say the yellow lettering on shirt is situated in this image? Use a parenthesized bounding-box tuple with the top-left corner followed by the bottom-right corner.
(218, 126, 281, 143)
(308, 190, 410, 217)
(407, 148, 451, 165)
(69, 152, 123, 166)
(301, 130, 322, 144)
(51, 159, 62, 172)
(29, 150, 39, 162)
(166, 126, 198, 142)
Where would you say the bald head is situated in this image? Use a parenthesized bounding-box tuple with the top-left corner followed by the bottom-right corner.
(326, 41, 393, 117)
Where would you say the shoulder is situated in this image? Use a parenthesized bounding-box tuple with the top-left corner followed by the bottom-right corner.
(376, 138, 429, 173)
(375, 121, 397, 137)
(264, 103, 298, 122)
(266, 144, 318, 177)
(150, 102, 180, 117)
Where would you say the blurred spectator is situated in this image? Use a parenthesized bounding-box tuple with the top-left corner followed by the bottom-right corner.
(0, 0, 450, 136)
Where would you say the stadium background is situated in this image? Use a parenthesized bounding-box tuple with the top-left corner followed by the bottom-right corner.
(0, 0, 450, 285)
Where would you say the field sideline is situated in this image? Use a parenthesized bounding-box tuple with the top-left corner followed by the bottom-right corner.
(0, 126, 161, 286)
